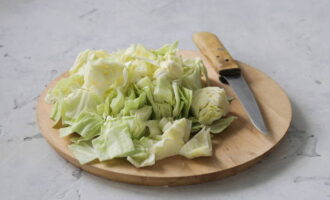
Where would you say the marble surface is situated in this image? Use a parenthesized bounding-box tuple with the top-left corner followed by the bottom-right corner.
(1, 0, 329, 199)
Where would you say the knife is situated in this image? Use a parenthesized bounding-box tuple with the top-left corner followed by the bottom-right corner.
(193, 32, 269, 134)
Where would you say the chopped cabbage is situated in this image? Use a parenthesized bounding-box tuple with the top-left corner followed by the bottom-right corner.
(180, 128, 212, 159)
(46, 74, 84, 104)
(46, 42, 235, 167)
(68, 141, 98, 165)
(70, 111, 104, 139)
(154, 118, 190, 160)
(192, 87, 229, 125)
(92, 120, 134, 161)
(127, 137, 156, 168)
(209, 116, 237, 134)
(62, 89, 102, 125)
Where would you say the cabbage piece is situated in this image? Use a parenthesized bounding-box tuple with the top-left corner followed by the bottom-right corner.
(158, 117, 173, 131)
(172, 81, 184, 118)
(182, 58, 206, 90)
(189, 116, 236, 134)
(70, 136, 91, 144)
(152, 41, 178, 57)
(183, 120, 192, 142)
(172, 82, 192, 119)
(154, 56, 183, 80)
(143, 86, 160, 119)
(157, 103, 172, 118)
(154, 118, 191, 160)
(70, 49, 110, 75)
(136, 76, 153, 89)
(190, 117, 203, 133)
(120, 92, 147, 116)
(191, 122, 203, 133)
(62, 89, 102, 125)
(96, 89, 117, 117)
(104, 116, 146, 139)
(126, 86, 137, 99)
(91, 134, 109, 161)
(126, 59, 157, 82)
(180, 87, 193, 118)
(126, 44, 156, 60)
(82, 59, 125, 95)
(69, 111, 103, 139)
(179, 128, 212, 159)
(131, 57, 158, 69)
(118, 44, 159, 82)
(92, 121, 134, 161)
(68, 141, 98, 164)
(59, 126, 73, 137)
(161, 118, 188, 139)
(209, 116, 237, 134)
(69, 50, 91, 75)
(125, 116, 147, 139)
(50, 99, 64, 126)
(153, 75, 173, 104)
(192, 87, 229, 125)
(146, 120, 162, 136)
(110, 89, 125, 115)
(127, 137, 155, 168)
(158, 117, 174, 132)
(46, 75, 84, 104)
(162, 121, 173, 133)
(132, 106, 153, 121)
(154, 138, 183, 161)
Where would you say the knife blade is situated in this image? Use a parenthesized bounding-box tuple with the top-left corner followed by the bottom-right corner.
(193, 32, 269, 134)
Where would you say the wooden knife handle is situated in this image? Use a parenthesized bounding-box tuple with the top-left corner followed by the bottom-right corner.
(193, 32, 240, 76)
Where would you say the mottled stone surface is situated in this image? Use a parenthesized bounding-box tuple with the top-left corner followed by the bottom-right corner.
(1, 0, 329, 199)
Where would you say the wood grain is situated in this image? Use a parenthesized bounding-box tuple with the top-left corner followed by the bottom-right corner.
(193, 32, 240, 76)
(36, 50, 292, 186)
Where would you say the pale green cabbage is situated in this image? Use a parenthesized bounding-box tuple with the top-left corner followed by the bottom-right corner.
(68, 141, 98, 165)
(180, 127, 212, 159)
(46, 74, 84, 104)
(192, 87, 230, 125)
(47, 42, 235, 167)
(154, 118, 190, 160)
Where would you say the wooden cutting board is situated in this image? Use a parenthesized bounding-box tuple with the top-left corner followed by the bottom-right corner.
(36, 50, 292, 186)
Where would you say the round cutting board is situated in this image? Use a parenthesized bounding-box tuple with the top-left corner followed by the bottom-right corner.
(37, 50, 292, 186)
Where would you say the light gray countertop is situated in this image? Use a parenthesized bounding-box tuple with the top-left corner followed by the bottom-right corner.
(1, 0, 329, 199)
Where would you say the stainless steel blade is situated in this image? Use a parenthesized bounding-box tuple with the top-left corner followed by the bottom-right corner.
(224, 75, 269, 134)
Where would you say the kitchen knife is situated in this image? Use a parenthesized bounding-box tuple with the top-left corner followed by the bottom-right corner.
(193, 32, 269, 134)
